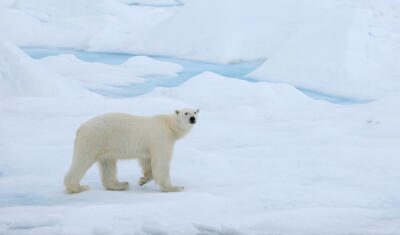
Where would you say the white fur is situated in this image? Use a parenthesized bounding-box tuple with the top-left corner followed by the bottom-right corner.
(64, 108, 199, 193)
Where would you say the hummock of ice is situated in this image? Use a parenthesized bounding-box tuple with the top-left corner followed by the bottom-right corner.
(40, 54, 183, 90)
(1, 0, 399, 100)
(148, 71, 313, 110)
(0, 41, 91, 99)
(0, 0, 349, 63)
(248, 4, 400, 100)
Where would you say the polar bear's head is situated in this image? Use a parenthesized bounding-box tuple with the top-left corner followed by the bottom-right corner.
(169, 108, 199, 139)
(175, 108, 200, 127)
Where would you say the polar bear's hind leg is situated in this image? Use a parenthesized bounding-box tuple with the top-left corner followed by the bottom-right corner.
(98, 159, 130, 191)
(64, 153, 96, 193)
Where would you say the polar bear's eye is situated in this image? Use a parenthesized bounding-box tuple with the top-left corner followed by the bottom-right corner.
(185, 113, 188, 115)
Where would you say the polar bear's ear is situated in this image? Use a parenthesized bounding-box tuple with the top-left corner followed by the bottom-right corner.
(196, 108, 200, 114)
(175, 110, 180, 115)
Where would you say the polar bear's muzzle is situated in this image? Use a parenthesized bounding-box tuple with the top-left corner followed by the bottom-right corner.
(189, 116, 196, 124)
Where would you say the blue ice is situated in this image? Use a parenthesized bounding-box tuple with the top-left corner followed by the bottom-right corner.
(23, 47, 368, 104)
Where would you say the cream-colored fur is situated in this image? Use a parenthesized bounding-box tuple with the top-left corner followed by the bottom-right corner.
(64, 108, 199, 193)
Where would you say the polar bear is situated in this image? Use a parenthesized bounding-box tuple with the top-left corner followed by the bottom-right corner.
(64, 108, 199, 193)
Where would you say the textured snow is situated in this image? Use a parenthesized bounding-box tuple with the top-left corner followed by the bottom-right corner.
(39, 54, 182, 90)
(1, 0, 400, 234)
(0, 0, 344, 63)
(1, 0, 399, 100)
(1, 73, 400, 234)
(0, 0, 176, 50)
(0, 41, 91, 99)
(248, 1, 400, 100)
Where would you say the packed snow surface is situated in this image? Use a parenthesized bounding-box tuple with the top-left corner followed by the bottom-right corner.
(0, 42, 91, 99)
(1, 0, 400, 234)
(24, 47, 265, 98)
(39, 54, 183, 91)
(1, 0, 399, 100)
(1, 71, 400, 234)
(248, 2, 400, 100)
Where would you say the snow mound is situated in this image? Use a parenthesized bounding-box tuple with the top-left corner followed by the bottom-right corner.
(122, 0, 342, 63)
(248, 5, 400, 100)
(148, 71, 313, 110)
(122, 56, 183, 77)
(0, 0, 176, 50)
(0, 41, 91, 99)
(40, 54, 182, 90)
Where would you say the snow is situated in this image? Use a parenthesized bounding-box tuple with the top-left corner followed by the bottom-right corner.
(131, 0, 344, 63)
(0, 0, 177, 50)
(1, 0, 400, 234)
(0, 41, 91, 99)
(1, 71, 400, 234)
(0, 0, 345, 63)
(248, 2, 400, 100)
(24, 47, 265, 98)
(123, 0, 184, 7)
(122, 56, 183, 77)
(39, 54, 182, 91)
(148, 72, 313, 111)
(2, 0, 399, 101)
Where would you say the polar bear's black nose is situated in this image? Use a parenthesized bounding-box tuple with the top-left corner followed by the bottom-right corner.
(190, 116, 196, 124)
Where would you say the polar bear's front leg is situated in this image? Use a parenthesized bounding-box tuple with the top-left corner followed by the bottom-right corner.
(151, 147, 184, 192)
(138, 158, 153, 186)
(98, 159, 130, 191)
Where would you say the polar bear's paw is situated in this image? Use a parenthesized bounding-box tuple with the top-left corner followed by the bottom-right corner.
(66, 185, 90, 194)
(138, 176, 152, 186)
(162, 186, 184, 192)
(105, 182, 130, 191)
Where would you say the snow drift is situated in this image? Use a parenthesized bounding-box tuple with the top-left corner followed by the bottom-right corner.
(248, 4, 400, 100)
(39, 54, 183, 90)
(0, 41, 91, 99)
(148, 71, 313, 110)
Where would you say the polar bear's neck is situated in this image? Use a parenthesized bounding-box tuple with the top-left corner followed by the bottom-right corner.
(165, 114, 192, 140)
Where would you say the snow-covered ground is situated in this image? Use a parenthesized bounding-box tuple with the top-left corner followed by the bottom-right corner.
(1, 0, 400, 234)
(23, 47, 264, 98)
(248, 1, 400, 100)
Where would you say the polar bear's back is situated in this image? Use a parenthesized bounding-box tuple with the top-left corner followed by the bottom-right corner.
(78, 113, 147, 137)
(74, 113, 172, 160)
